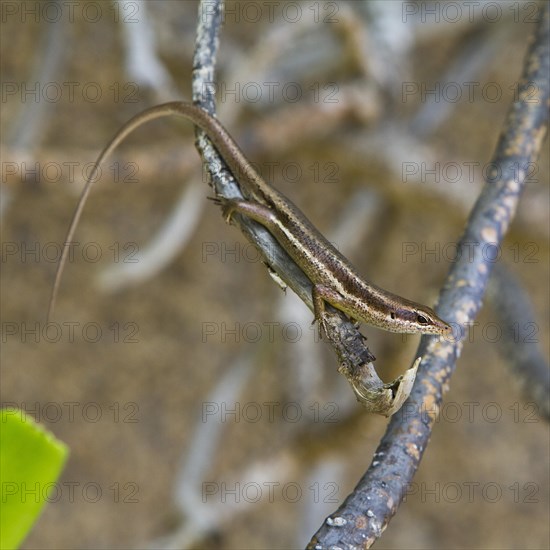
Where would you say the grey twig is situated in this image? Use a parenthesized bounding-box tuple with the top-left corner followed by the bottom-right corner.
(9, 0, 65, 152)
(190, 0, 409, 415)
(308, 5, 549, 548)
(118, 0, 181, 102)
(97, 179, 204, 292)
(487, 265, 550, 420)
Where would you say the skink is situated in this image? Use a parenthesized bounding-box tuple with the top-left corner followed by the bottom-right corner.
(49, 102, 452, 337)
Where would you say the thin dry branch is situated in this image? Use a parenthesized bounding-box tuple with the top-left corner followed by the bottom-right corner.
(487, 264, 550, 420)
(308, 5, 549, 548)
(190, 0, 414, 415)
(9, 0, 66, 153)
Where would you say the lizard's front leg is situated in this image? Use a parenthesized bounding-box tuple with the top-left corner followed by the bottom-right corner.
(214, 197, 279, 228)
(313, 284, 362, 339)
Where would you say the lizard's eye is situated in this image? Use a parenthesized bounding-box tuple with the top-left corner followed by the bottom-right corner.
(417, 314, 429, 325)
(390, 312, 396, 319)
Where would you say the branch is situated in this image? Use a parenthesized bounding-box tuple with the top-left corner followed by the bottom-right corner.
(487, 265, 550, 420)
(118, 0, 181, 102)
(8, 0, 66, 153)
(308, 5, 549, 548)
(190, 0, 412, 415)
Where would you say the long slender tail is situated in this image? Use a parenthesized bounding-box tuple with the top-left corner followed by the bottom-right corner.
(48, 102, 202, 321)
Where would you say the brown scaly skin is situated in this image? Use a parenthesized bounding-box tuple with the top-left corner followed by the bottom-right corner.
(49, 102, 452, 338)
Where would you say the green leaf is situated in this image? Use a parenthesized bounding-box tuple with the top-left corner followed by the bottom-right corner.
(0, 407, 69, 549)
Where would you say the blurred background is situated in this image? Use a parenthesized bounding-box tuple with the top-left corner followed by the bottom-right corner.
(1, 1, 548, 548)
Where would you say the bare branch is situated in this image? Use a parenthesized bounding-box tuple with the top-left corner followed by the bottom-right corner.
(118, 0, 181, 102)
(308, 5, 549, 548)
(190, 0, 410, 414)
(9, 0, 66, 153)
(487, 265, 550, 420)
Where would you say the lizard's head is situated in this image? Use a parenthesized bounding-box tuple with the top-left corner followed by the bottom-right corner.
(388, 304, 452, 335)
